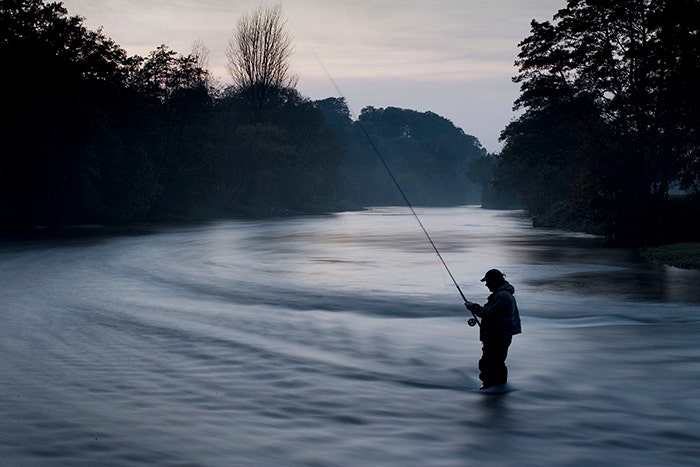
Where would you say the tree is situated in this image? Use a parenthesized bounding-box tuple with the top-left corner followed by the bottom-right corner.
(0, 0, 353, 232)
(332, 106, 485, 206)
(499, 0, 700, 240)
(0, 0, 140, 230)
(128, 44, 209, 103)
(225, 3, 297, 115)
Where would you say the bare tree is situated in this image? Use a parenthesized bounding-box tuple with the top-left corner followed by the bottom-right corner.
(191, 38, 210, 72)
(191, 38, 219, 91)
(225, 3, 298, 113)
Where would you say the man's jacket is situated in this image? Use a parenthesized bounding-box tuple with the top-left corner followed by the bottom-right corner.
(470, 282, 522, 341)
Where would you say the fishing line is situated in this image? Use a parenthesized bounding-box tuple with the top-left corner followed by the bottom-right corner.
(313, 50, 480, 327)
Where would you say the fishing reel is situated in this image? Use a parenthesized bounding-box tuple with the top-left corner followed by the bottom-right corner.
(467, 317, 478, 327)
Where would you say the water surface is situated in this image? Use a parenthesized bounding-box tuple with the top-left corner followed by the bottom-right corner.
(2, 207, 699, 465)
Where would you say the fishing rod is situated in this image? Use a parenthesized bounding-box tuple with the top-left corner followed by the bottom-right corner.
(356, 123, 480, 328)
(314, 52, 480, 327)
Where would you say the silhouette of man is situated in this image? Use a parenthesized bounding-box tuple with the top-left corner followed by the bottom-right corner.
(465, 269, 521, 390)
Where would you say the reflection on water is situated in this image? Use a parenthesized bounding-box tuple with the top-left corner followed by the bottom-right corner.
(510, 233, 700, 303)
(1, 206, 699, 465)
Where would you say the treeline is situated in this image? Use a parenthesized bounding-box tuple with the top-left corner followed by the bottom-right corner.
(318, 100, 485, 206)
(0, 1, 484, 235)
(482, 0, 700, 244)
(0, 1, 343, 233)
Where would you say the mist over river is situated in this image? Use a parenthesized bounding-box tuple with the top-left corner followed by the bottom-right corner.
(2, 206, 699, 466)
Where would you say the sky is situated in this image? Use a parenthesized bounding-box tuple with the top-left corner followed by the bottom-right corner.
(60, 0, 565, 153)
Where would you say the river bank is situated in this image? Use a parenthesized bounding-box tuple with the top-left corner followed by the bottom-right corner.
(641, 242, 700, 269)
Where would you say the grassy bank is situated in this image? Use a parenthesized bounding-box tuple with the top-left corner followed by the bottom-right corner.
(641, 243, 700, 269)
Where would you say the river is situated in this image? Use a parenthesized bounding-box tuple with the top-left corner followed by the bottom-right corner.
(1, 206, 699, 466)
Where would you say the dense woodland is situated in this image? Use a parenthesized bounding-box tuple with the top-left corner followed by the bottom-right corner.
(316, 100, 485, 206)
(488, 0, 700, 243)
(2, 0, 699, 245)
(0, 1, 484, 235)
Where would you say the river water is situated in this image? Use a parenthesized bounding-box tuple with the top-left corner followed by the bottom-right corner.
(1, 206, 699, 466)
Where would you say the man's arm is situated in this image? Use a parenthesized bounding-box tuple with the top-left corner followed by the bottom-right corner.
(471, 291, 511, 318)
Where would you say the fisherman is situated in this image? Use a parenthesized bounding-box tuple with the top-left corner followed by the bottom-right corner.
(465, 269, 521, 390)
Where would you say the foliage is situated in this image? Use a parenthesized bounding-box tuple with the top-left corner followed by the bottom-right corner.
(496, 0, 700, 242)
(0, 1, 487, 234)
(471, 153, 523, 210)
(0, 0, 342, 233)
(641, 243, 700, 270)
(2, 0, 133, 228)
(211, 89, 343, 215)
(317, 100, 486, 206)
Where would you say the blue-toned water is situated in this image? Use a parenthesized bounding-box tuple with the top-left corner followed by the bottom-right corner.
(2, 207, 699, 466)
